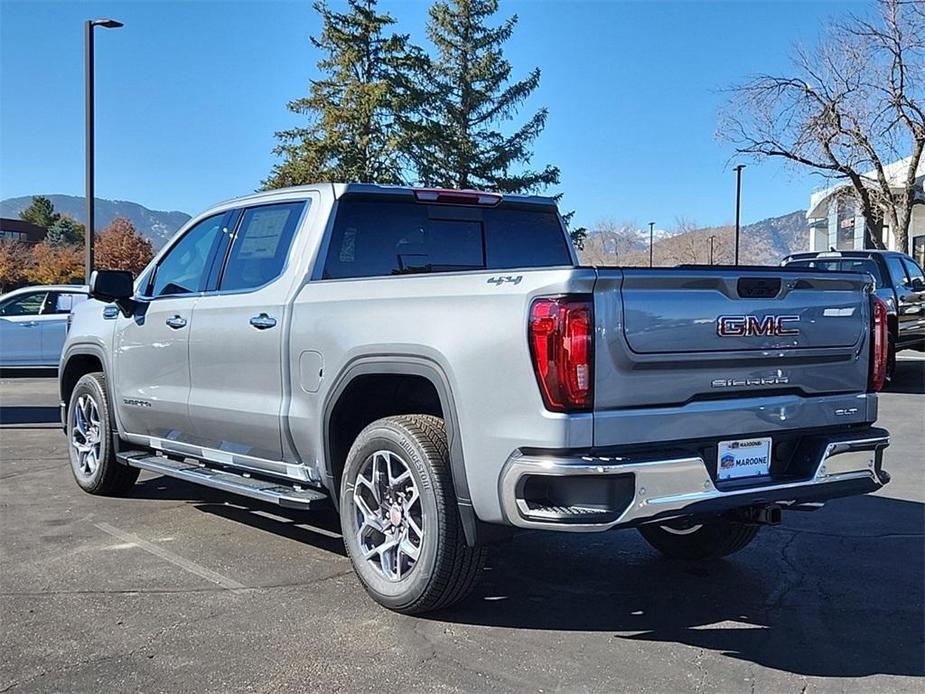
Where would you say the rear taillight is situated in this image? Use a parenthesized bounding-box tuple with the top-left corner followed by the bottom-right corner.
(528, 296, 593, 412)
(869, 296, 889, 391)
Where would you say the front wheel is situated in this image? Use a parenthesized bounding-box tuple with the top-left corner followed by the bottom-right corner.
(339, 415, 486, 614)
(638, 519, 760, 560)
(66, 372, 139, 496)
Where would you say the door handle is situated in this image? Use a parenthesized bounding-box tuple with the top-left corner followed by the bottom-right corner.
(249, 313, 277, 330)
(165, 315, 187, 329)
(18, 321, 38, 328)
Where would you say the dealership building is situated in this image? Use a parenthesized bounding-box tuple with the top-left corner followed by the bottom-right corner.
(0, 218, 47, 245)
(807, 156, 925, 265)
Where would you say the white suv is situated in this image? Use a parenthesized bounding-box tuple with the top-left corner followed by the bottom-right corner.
(0, 285, 88, 367)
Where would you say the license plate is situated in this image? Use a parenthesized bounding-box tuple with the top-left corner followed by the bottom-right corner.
(717, 437, 772, 481)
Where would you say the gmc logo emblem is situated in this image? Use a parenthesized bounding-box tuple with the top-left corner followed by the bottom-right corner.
(717, 315, 800, 337)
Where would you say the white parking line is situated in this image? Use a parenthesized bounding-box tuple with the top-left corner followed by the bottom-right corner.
(95, 522, 247, 592)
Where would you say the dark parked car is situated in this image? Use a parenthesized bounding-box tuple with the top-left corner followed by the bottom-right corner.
(782, 250, 925, 379)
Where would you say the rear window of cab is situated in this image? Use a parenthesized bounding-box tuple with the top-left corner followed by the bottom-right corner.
(322, 198, 572, 280)
(784, 258, 884, 286)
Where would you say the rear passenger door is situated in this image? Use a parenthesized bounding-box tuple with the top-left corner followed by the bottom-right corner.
(886, 255, 921, 347)
(187, 200, 308, 464)
(900, 257, 925, 343)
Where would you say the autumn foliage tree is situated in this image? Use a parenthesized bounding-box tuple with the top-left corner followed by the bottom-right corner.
(26, 243, 83, 285)
(95, 217, 154, 275)
(0, 239, 35, 291)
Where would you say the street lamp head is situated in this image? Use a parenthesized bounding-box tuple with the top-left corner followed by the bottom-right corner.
(92, 18, 124, 29)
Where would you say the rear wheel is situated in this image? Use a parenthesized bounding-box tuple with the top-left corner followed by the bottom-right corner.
(638, 519, 759, 560)
(67, 372, 139, 495)
(339, 415, 486, 614)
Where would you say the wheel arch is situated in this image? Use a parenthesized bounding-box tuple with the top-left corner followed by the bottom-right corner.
(60, 345, 123, 434)
(322, 356, 478, 546)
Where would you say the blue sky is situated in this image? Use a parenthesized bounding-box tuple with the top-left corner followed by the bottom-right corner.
(1, 0, 866, 229)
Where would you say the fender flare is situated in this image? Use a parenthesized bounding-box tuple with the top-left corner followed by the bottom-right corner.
(60, 344, 125, 435)
(321, 355, 478, 546)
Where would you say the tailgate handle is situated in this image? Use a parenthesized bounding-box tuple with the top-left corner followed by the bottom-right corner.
(737, 277, 781, 299)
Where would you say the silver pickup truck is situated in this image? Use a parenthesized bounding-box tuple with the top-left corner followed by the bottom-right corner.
(60, 184, 891, 614)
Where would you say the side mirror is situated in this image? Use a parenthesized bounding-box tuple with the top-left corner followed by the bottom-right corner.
(89, 270, 136, 317)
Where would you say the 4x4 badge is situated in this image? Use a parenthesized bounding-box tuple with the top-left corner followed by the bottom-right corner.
(487, 275, 523, 286)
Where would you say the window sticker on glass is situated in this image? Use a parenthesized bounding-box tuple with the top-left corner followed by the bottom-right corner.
(56, 294, 75, 312)
(339, 228, 357, 262)
(237, 208, 291, 259)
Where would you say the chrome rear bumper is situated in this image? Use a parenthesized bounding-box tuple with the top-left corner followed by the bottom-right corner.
(499, 431, 890, 532)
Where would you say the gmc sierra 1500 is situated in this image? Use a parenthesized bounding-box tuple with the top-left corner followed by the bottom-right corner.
(60, 184, 891, 614)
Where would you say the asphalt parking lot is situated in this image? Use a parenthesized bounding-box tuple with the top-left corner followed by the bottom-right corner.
(1, 360, 923, 693)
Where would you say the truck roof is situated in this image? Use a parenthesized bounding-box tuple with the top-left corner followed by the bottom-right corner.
(785, 249, 912, 260)
(209, 183, 558, 212)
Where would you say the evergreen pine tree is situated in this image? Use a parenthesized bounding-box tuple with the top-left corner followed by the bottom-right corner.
(46, 216, 85, 246)
(264, 0, 419, 187)
(19, 196, 60, 230)
(406, 0, 559, 193)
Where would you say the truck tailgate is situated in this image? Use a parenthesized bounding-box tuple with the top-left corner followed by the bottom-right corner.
(592, 268, 874, 443)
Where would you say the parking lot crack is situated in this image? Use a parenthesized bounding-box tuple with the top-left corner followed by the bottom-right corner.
(693, 648, 707, 694)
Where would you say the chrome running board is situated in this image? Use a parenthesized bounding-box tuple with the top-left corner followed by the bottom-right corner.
(118, 451, 329, 510)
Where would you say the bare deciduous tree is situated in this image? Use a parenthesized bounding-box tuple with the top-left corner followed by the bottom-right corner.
(720, 0, 924, 251)
(660, 218, 705, 265)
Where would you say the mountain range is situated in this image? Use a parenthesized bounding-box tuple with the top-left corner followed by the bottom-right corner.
(579, 210, 808, 266)
(0, 194, 190, 249)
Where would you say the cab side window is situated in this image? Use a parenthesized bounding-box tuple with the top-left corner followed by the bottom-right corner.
(886, 256, 910, 288)
(902, 258, 925, 290)
(0, 291, 47, 316)
(148, 213, 228, 297)
(45, 292, 89, 315)
(219, 202, 306, 292)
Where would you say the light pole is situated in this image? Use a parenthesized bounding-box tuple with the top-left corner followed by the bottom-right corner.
(734, 164, 745, 266)
(649, 221, 655, 267)
(709, 234, 716, 265)
(85, 18, 123, 283)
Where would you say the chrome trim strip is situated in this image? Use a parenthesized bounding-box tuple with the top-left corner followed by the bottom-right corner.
(146, 436, 314, 482)
(499, 435, 889, 532)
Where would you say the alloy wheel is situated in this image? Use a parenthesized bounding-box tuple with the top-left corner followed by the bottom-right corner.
(351, 450, 424, 581)
(71, 394, 102, 477)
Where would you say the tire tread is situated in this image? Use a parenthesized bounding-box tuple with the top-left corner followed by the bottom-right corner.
(69, 372, 139, 496)
(342, 414, 486, 614)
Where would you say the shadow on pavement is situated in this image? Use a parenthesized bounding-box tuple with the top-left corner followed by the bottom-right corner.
(123, 459, 924, 680)
(0, 368, 57, 379)
(0, 406, 59, 425)
(889, 358, 925, 395)
(434, 494, 924, 679)
(131, 475, 346, 556)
